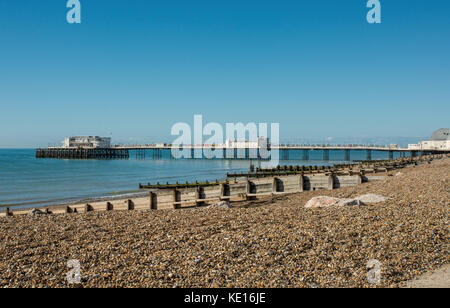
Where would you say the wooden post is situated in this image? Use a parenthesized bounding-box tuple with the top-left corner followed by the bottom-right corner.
(85, 204, 94, 212)
(196, 187, 204, 207)
(106, 202, 114, 211)
(127, 200, 134, 210)
(149, 192, 157, 210)
(246, 180, 256, 200)
(327, 175, 334, 190)
(173, 189, 180, 209)
(245, 180, 250, 200)
(5, 207, 12, 217)
(298, 175, 304, 192)
(219, 183, 224, 198)
(356, 174, 363, 185)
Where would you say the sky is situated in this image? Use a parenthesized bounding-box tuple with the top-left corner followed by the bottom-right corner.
(0, 0, 449, 147)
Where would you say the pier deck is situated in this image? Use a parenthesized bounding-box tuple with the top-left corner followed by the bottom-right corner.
(35, 144, 449, 160)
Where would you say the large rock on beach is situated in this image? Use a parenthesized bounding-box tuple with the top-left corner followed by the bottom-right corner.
(305, 196, 363, 208)
(29, 208, 45, 216)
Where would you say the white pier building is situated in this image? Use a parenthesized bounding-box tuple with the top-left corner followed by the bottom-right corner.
(62, 136, 111, 149)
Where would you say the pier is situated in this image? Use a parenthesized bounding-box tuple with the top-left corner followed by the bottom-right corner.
(36, 142, 449, 161)
(36, 148, 129, 159)
(35, 144, 448, 161)
(111, 144, 447, 161)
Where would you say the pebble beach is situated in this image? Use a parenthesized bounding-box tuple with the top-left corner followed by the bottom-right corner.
(0, 158, 448, 288)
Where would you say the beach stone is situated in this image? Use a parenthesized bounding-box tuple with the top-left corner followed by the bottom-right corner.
(305, 196, 363, 208)
(0, 155, 447, 288)
(29, 208, 46, 216)
(208, 201, 233, 209)
(355, 194, 389, 203)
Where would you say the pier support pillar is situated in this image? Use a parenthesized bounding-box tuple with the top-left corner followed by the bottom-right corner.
(388, 151, 394, 160)
(323, 149, 330, 161)
(344, 149, 351, 161)
(302, 149, 309, 161)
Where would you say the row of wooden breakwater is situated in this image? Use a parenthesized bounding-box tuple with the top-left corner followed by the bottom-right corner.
(2, 154, 447, 217)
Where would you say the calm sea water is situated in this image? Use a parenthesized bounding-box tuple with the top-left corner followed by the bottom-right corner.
(0, 149, 395, 210)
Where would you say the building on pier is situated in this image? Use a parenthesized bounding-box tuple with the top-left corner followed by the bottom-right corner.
(408, 129, 450, 151)
(37, 136, 122, 159)
(61, 136, 111, 149)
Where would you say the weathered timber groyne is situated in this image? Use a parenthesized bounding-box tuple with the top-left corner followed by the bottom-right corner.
(4, 154, 446, 217)
(36, 148, 129, 159)
(100, 154, 449, 210)
(227, 155, 437, 179)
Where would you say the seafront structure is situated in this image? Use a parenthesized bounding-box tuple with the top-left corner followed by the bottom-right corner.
(408, 128, 450, 151)
(113, 143, 439, 161)
(61, 136, 111, 149)
(36, 136, 128, 159)
(36, 131, 450, 160)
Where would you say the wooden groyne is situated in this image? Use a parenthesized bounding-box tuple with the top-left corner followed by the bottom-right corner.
(227, 155, 438, 179)
(36, 148, 129, 159)
(3, 154, 447, 217)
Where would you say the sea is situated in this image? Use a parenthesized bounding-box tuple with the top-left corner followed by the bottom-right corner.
(0, 149, 397, 211)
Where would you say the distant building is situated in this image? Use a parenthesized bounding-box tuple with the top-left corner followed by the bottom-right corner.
(222, 137, 269, 149)
(62, 136, 111, 149)
(408, 129, 450, 151)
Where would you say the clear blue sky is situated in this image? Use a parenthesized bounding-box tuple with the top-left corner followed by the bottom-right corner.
(0, 0, 449, 147)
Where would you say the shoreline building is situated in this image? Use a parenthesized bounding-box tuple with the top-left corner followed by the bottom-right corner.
(62, 136, 111, 149)
(408, 129, 450, 151)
